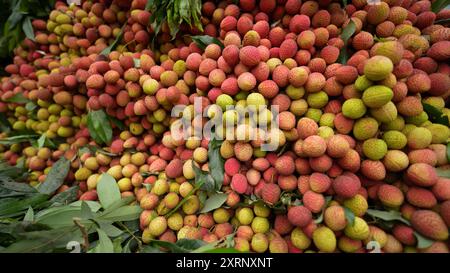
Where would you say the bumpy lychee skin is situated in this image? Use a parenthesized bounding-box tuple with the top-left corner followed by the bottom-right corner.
(406, 163, 438, 187)
(377, 184, 404, 208)
(324, 206, 347, 231)
(287, 206, 312, 227)
(309, 172, 332, 193)
(363, 56, 394, 81)
(332, 174, 361, 198)
(275, 155, 295, 176)
(240, 46, 261, 67)
(406, 187, 437, 209)
(411, 210, 449, 241)
(262, 183, 281, 205)
(312, 226, 336, 253)
(231, 174, 249, 194)
(302, 135, 327, 157)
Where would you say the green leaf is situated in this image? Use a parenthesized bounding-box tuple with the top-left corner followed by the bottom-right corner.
(99, 196, 135, 215)
(199, 193, 227, 213)
(342, 0, 348, 6)
(432, 0, 450, 13)
(436, 167, 450, 178)
(69, 200, 102, 212)
(100, 23, 126, 56)
(35, 206, 86, 229)
(141, 245, 165, 253)
(113, 237, 123, 253)
(0, 194, 49, 218)
(49, 186, 79, 204)
(25, 101, 37, 112)
(23, 207, 34, 222)
(108, 116, 126, 130)
(99, 223, 124, 237)
(97, 205, 142, 222)
(0, 226, 81, 253)
(190, 35, 224, 50)
(22, 16, 34, 41)
(340, 19, 356, 44)
(208, 136, 224, 191)
(94, 229, 114, 253)
(37, 135, 46, 148)
(3, 93, 30, 104)
(201, 248, 243, 253)
(96, 173, 121, 209)
(133, 58, 141, 68)
(435, 18, 450, 25)
(414, 231, 435, 249)
(447, 143, 450, 163)
(337, 19, 356, 64)
(344, 207, 355, 226)
(37, 157, 70, 195)
(0, 134, 39, 145)
(422, 103, 450, 126)
(0, 113, 11, 133)
(192, 162, 216, 193)
(87, 110, 113, 145)
(80, 201, 94, 220)
(151, 238, 206, 253)
(0, 180, 37, 195)
(366, 209, 410, 225)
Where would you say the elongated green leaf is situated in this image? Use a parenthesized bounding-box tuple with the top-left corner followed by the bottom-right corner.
(341, 19, 356, 44)
(432, 0, 450, 13)
(366, 209, 410, 225)
(435, 18, 450, 25)
(151, 239, 206, 253)
(97, 205, 142, 222)
(436, 168, 450, 178)
(87, 110, 113, 145)
(99, 223, 124, 237)
(191, 35, 224, 50)
(414, 231, 435, 249)
(37, 157, 70, 195)
(192, 162, 215, 193)
(3, 93, 30, 104)
(94, 229, 114, 253)
(99, 196, 135, 215)
(108, 116, 126, 130)
(69, 200, 102, 212)
(50, 186, 79, 204)
(35, 206, 85, 228)
(0, 226, 81, 253)
(140, 245, 165, 253)
(23, 207, 34, 222)
(0, 180, 37, 194)
(0, 194, 49, 218)
(22, 17, 35, 41)
(80, 201, 94, 220)
(422, 103, 450, 126)
(0, 134, 39, 145)
(208, 136, 224, 191)
(96, 173, 121, 209)
(337, 19, 356, 64)
(0, 113, 11, 133)
(344, 207, 355, 226)
(447, 143, 450, 163)
(201, 248, 243, 253)
(100, 23, 126, 56)
(199, 193, 228, 213)
(0, 221, 50, 237)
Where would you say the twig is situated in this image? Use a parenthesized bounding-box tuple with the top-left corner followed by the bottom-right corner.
(117, 222, 143, 251)
(73, 218, 89, 252)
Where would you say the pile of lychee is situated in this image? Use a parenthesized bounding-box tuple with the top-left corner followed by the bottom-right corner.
(1, 0, 450, 253)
